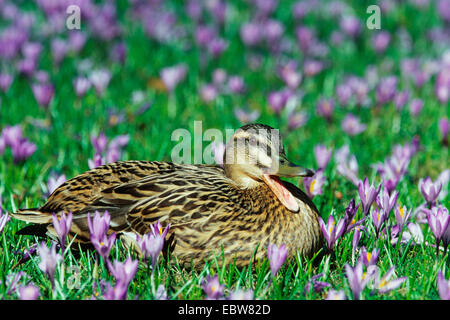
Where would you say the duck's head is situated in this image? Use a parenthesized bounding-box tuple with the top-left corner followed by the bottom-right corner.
(223, 123, 314, 212)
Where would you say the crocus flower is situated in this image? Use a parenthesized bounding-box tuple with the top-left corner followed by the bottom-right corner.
(371, 208, 387, 239)
(419, 177, 442, 207)
(358, 178, 381, 215)
(288, 110, 308, 130)
(160, 64, 187, 92)
(136, 221, 170, 267)
(0, 204, 10, 234)
(88, 154, 105, 169)
(318, 214, 346, 251)
(278, 62, 301, 89)
(426, 205, 450, 256)
(303, 169, 325, 199)
(73, 77, 91, 98)
(316, 98, 334, 122)
(340, 15, 361, 37)
(227, 76, 245, 94)
(0, 73, 13, 93)
(37, 242, 62, 286)
(46, 173, 66, 197)
(87, 211, 116, 260)
(202, 275, 225, 300)
(439, 117, 449, 145)
(345, 260, 372, 300)
(335, 145, 359, 185)
(303, 60, 323, 77)
(89, 69, 111, 96)
(91, 132, 108, 155)
(268, 90, 289, 115)
(376, 76, 398, 105)
(341, 114, 367, 136)
(390, 222, 424, 246)
(376, 188, 398, 216)
(240, 22, 261, 46)
(31, 83, 54, 109)
(107, 257, 138, 288)
(409, 98, 424, 116)
(437, 270, 450, 300)
(360, 247, 379, 267)
(394, 204, 412, 231)
(200, 84, 218, 103)
(314, 145, 332, 170)
(155, 284, 168, 300)
(352, 227, 362, 253)
(325, 289, 346, 300)
(372, 267, 407, 294)
(52, 211, 72, 251)
(266, 243, 288, 277)
(211, 141, 225, 166)
(372, 31, 391, 53)
(11, 138, 37, 163)
(234, 108, 260, 124)
(103, 281, 129, 300)
(304, 273, 332, 294)
(18, 284, 40, 300)
(394, 90, 409, 110)
(228, 288, 254, 300)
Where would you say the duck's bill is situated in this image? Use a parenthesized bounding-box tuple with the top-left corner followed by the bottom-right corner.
(275, 158, 315, 178)
(262, 174, 299, 213)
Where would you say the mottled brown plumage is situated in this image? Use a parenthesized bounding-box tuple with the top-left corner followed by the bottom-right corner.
(12, 124, 323, 267)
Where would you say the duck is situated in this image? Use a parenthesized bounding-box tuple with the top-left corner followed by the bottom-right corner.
(12, 123, 323, 267)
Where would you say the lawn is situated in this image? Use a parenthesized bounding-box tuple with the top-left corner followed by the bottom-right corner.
(0, 0, 449, 300)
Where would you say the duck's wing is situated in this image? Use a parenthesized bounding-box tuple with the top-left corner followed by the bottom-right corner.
(12, 160, 227, 242)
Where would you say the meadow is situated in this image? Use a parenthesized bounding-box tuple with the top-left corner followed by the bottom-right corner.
(0, 0, 449, 300)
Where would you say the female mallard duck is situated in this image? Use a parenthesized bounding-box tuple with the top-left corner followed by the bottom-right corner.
(13, 124, 323, 267)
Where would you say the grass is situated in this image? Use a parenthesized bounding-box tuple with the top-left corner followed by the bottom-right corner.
(0, 0, 448, 300)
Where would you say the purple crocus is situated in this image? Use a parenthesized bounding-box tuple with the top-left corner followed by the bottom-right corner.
(325, 289, 346, 300)
(103, 281, 129, 300)
(240, 22, 261, 46)
(340, 16, 361, 37)
(372, 266, 407, 294)
(419, 177, 442, 207)
(136, 221, 170, 267)
(409, 98, 424, 116)
(360, 247, 379, 267)
(52, 211, 72, 250)
(31, 83, 54, 109)
(201, 274, 225, 300)
(160, 64, 187, 92)
(303, 169, 325, 199)
(376, 187, 398, 216)
(343, 199, 362, 234)
(439, 117, 449, 146)
(0, 204, 10, 234)
(200, 84, 218, 103)
(228, 288, 254, 300)
(437, 270, 450, 300)
(316, 98, 334, 122)
(394, 204, 412, 232)
(304, 273, 332, 294)
(345, 260, 371, 300)
(91, 132, 108, 155)
(426, 205, 450, 256)
(11, 138, 37, 163)
(335, 145, 359, 185)
(37, 242, 62, 287)
(341, 113, 367, 136)
(314, 145, 332, 170)
(268, 90, 289, 115)
(358, 177, 381, 215)
(278, 62, 302, 89)
(227, 76, 245, 94)
(266, 243, 288, 277)
(234, 108, 260, 124)
(18, 284, 41, 300)
(87, 211, 116, 260)
(376, 76, 397, 105)
(107, 257, 138, 288)
(73, 77, 91, 98)
(0, 73, 13, 93)
(372, 31, 391, 53)
(89, 69, 111, 96)
(46, 172, 66, 197)
(394, 90, 410, 110)
(288, 111, 308, 130)
(318, 214, 346, 251)
(88, 154, 105, 169)
(371, 208, 387, 239)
